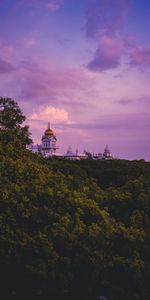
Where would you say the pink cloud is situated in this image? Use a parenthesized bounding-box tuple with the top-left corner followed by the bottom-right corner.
(85, 0, 133, 71)
(0, 40, 14, 60)
(85, 0, 150, 72)
(18, 62, 95, 104)
(87, 36, 125, 71)
(30, 105, 73, 124)
(130, 46, 150, 67)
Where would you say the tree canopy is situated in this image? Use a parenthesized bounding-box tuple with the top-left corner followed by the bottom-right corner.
(0, 97, 26, 129)
(0, 97, 32, 157)
(0, 98, 150, 300)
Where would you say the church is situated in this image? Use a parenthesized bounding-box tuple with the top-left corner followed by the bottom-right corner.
(29, 123, 58, 157)
(29, 123, 113, 160)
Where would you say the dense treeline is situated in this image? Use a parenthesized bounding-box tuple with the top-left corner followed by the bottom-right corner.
(0, 98, 150, 300)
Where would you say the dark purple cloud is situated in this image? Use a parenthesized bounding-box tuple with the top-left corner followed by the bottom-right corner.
(118, 98, 133, 105)
(52, 112, 150, 132)
(118, 97, 150, 106)
(130, 46, 150, 67)
(0, 58, 15, 73)
(14, 60, 96, 109)
(86, 0, 132, 38)
(87, 48, 120, 72)
(87, 36, 124, 71)
(85, 0, 150, 72)
(85, 0, 133, 71)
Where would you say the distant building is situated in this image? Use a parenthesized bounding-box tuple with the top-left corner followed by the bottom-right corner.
(64, 146, 87, 160)
(29, 123, 58, 157)
(29, 124, 114, 160)
(41, 123, 58, 157)
(103, 144, 113, 160)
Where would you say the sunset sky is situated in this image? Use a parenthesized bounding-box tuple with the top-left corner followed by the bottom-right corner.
(0, 0, 150, 160)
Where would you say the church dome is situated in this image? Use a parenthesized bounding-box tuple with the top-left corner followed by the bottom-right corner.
(44, 123, 54, 136)
(45, 128, 54, 136)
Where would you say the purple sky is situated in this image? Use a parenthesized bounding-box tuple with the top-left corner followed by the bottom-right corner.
(0, 0, 150, 160)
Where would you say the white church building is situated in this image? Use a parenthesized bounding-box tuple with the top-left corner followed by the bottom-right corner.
(29, 123, 58, 157)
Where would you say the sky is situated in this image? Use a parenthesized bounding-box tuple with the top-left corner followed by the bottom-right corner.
(0, 0, 150, 160)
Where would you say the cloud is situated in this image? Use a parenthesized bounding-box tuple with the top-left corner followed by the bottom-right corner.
(86, 0, 132, 38)
(22, 37, 37, 49)
(30, 105, 73, 124)
(39, 112, 150, 134)
(67, 113, 150, 146)
(85, 0, 150, 72)
(118, 98, 133, 105)
(17, 0, 62, 11)
(0, 40, 14, 60)
(87, 35, 124, 71)
(118, 96, 150, 106)
(0, 58, 15, 73)
(130, 46, 150, 67)
(46, 0, 62, 11)
(0, 41, 15, 73)
(28, 105, 74, 135)
(17, 62, 95, 107)
(85, 0, 133, 72)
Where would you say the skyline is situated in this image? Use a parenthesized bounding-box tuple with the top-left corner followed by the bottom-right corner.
(0, 0, 150, 160)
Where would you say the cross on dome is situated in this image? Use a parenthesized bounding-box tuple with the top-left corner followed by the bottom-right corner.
(44, 122, 54, 136)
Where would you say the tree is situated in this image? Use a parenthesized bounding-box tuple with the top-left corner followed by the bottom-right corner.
(0, 97, 32, 156)
(0, 97, 150, 300)
(0, 97, 25, 129)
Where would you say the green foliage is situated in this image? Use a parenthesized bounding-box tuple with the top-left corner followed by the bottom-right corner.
(0, 97, 32, 158)
(0, 99, 150, 300)
(0, 97, 25, 129)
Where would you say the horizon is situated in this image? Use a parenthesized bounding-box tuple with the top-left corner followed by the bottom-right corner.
(0, 0, 150, 160)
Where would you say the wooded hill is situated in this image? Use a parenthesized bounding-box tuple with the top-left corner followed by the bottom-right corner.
(0, 97, 150, 300)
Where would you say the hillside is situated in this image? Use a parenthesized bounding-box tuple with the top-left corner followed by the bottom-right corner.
(0, 98, 150, 300)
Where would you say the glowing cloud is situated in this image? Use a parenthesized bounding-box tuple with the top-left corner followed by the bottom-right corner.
(30, 105, 73, 124)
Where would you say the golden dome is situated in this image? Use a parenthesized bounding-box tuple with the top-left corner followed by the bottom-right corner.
(44, 123, 54, 136)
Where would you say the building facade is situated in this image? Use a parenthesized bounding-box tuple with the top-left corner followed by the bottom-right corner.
(103, 144, 113, 160)
(41, 123, 58, 157)
(29, 123, 58, 157)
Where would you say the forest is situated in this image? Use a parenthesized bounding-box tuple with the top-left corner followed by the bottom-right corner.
(0, 97, 150, 300)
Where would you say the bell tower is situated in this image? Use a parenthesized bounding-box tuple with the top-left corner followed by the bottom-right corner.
(103, 145, 112, 160)
(41, 123, 58, 157)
